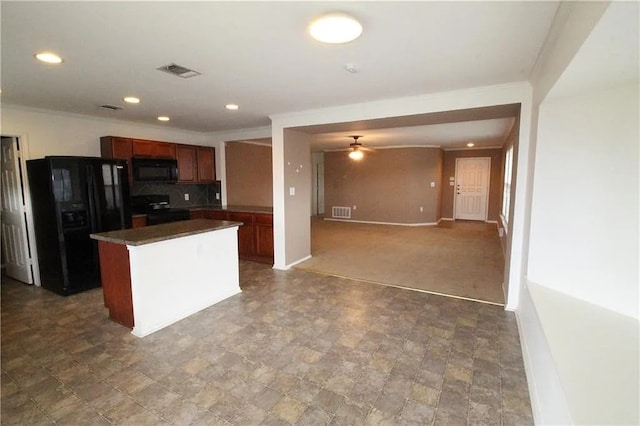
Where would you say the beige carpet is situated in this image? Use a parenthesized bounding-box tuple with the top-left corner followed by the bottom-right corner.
(296, 218, 505, 305)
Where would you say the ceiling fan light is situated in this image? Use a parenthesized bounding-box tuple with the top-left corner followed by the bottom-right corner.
(309, 13, 362, 44)
(349, 149, 364, 160)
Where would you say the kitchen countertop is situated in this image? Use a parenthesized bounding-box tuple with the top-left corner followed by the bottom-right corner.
(90, 219, 242, 246)
(189, 205, 273, 214)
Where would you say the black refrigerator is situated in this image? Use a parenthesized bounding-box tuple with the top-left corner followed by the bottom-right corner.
(27, 156, 132, 296)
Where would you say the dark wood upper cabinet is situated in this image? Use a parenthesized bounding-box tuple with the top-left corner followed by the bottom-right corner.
(154, 142, 176, 159)
(101, 136, 132, 160)
(132, 139, 176, 159)
(176, 145, 197, 183)
(101, 136, 214, 185)
(197, 147, 216, 182)
(100, 136, 133, 183)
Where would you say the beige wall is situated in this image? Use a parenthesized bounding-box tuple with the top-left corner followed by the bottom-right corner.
(225, 142, 273, 207)
(324, 147, 442, 224)
(440, 148, 504, 221)
(283, 129, 311, 265)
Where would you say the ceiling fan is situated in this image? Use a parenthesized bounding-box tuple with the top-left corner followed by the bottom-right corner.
(347, 135, 372, 160)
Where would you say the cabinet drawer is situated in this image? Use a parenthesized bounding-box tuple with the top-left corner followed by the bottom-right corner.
(131, 215, 147, 228)
(254, 213, 273, 225)
(189, 210, 206, 220)
(206, 210, 227, 220)
(228, 212, 254, 225)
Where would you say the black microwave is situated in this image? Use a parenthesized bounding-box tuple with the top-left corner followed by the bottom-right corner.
(132, 157, 178, 183)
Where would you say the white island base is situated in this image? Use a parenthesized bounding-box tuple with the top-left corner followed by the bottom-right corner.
(91, 220, 241, 338)
(129, 226, 240, 337)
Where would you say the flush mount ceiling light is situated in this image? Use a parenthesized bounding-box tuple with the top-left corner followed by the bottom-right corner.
(225, 104, 239, 110)
(124, 96, 140, 104)
(35, 52, 63, 64)
(467, 142, 475, 147)
(309, 13, 362, 44)
(157, 116, 170, 122)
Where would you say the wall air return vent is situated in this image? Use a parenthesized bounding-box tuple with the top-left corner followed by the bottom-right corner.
(332, 206, 351, 219)
(157, 63, 201, 79)
(100, 104, 123, 111)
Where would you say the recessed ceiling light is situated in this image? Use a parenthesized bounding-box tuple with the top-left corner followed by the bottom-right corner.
(225, 104, 239, 110)
(124, 97, 140, 104)
(35, 52, 63, 64)
(309, 13, 362, 44)
(467, 142, 475, 147)
(157, 116, 170, 122)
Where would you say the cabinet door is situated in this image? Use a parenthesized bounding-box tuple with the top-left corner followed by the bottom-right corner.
(228, 212, 254, 257)
(255, 215, 274, 258)
(197, 147, 216, 182)
(112, 138, 133, 160)
(100, 137, 133, 184)
(155, 142, 176, 159)
(176, 145, 197, 182)
(132, 139, 155, 157)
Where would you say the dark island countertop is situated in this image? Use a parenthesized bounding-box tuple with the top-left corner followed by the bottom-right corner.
(90, 219, 242, 246)
(188, 205, 273, 214)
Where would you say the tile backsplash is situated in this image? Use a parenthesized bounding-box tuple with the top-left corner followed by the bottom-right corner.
(131, 181, 222, 208)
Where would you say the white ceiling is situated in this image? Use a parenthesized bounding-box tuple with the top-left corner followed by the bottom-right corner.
(546, 1, 639, 101)
(1, 1, 560, 149)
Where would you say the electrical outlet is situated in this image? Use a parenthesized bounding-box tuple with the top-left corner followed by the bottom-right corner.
(420, 206, 424, 212)
(184, 193, 189, 201)
(353, 205, 357, 210)
(215, 193, 220, 200)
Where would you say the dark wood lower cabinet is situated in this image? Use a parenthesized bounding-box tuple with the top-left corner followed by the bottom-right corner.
(254, 214, 274, 258)
(193, 209, 273, 264)
(97, 241, 134, 328)
(228, 212, 255, 258)
(131, 215, 147, 228)
(189, 210, 206, 220)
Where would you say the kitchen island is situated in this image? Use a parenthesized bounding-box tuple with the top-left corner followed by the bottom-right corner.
(90, 219, 242, 337)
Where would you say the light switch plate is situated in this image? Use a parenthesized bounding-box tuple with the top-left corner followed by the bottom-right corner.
(289, 187, 295, 196)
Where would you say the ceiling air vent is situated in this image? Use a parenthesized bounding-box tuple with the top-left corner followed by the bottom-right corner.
(100, 104, 123, 111)
(157, 63, 201, 79)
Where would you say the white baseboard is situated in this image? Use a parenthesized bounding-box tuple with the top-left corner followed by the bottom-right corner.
(324, 218, 439, 227)
(275, 254, 312, 271)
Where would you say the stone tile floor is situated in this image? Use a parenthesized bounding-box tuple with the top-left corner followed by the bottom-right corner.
(1, 261, 533, 425)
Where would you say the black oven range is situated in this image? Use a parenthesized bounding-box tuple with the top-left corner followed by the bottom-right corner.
(130, 194, 190, 225)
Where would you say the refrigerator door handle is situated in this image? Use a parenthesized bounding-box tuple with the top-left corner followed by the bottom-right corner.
(86, 166, 102, 233)
(115, 165, 127, 229)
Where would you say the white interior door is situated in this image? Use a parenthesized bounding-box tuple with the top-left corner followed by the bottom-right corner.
(454, 157, 491, 221)
(1, 137, 33, 283)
